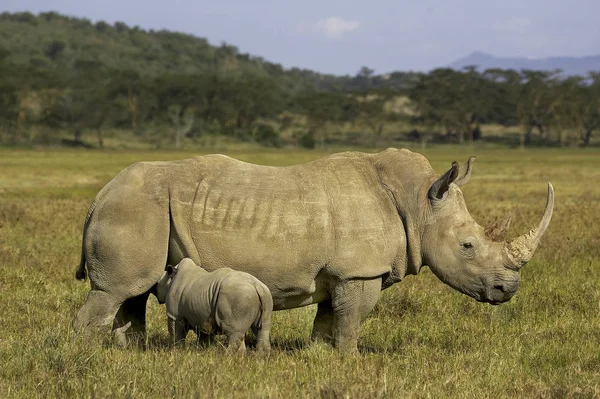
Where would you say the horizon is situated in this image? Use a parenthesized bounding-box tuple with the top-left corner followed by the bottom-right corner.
(2, 0, 599, 75)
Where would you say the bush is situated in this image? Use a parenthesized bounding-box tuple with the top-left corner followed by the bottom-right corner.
(299, 131, 316, 149)
(253, 123, 280, 147)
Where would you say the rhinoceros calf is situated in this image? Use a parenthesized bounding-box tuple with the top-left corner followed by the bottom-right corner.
(155, 258, 273, 353)
(72, 148, 554, 351)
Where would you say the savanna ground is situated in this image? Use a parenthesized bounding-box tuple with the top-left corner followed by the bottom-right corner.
(0, 144, 599, 398)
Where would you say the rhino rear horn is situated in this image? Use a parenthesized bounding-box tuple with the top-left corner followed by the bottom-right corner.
(505, 183, 555, 270)
(485, 212, 512, 242)
(454, 156, 476, 187)
(428, 161, 460, 200)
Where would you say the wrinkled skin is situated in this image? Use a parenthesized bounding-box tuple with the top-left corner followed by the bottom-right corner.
(72, 148, 553, 351)
(423, 184, 518, 304)
(156, 258, 272, 353)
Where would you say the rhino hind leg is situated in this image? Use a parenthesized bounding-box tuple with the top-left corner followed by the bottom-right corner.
(225, 331, 247, 354)
(77, 192, 170, 347)
(72, 289, 123, 338)
(252, 324, 271, 353)
(310, 300, 334, 344)
(330, 277, 382, 352)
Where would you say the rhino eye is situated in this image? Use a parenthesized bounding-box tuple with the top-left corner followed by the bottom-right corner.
(462, 242, 473, 249)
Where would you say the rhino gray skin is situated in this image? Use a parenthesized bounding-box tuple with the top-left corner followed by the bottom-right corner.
(155, 258, 272, 353)
(72, 148, 554, 351)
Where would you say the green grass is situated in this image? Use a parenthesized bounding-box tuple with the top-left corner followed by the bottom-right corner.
(1, 146, 599, 398)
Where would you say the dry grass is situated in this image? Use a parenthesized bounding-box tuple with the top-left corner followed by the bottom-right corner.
(0, 146, 599, 398)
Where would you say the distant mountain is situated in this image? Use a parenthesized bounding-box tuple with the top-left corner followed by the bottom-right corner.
(448, 51, 600, 76)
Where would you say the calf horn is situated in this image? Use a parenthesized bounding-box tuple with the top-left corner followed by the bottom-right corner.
(505, 183, 554, 270)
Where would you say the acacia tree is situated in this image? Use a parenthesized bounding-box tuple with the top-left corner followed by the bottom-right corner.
(410, 67, 490, 145)
(295, 90, 346, 148)
(219, 71, 282, 135)
(581, 73, 600, 146)
(155, 73, 204, 148)
(0, 55, 21, 143)
(352, 88, 394, 147)
(482, 68, 520, 126)
(517, 70, 560, 145)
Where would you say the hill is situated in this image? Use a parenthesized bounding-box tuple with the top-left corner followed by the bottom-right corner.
(449, 51, 600, 76)
(0, 11, 417, 92)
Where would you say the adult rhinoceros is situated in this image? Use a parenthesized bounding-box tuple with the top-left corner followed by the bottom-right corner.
(72, 148, 554, 351)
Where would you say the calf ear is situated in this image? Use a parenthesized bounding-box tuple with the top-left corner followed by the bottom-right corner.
(166, 265, 174, 276)
(428, 161, 459, 200)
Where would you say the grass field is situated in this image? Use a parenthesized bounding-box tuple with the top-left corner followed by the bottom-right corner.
(1, 146, 599, 398)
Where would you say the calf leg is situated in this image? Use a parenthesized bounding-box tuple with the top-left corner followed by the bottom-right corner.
(225, 331, 247, 354)
(168, 318, 188, 347)
(331, 277, 382, 352)
(310, 299, 334, 344)
(112, 291, 151, 348)
(252, 325, 271, 353)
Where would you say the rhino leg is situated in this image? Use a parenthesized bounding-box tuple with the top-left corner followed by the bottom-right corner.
(225, 331, 247, 355)
(310, 300, 334, 344)
(76, 190, 170, 347)
(112, 291, 151, 348)
(72, 289, 123, 338)
(168, 317, 189, 347)
(331, 277, 382, 352)
(195, 331, 212, 349)
(252, 325, 271, 353)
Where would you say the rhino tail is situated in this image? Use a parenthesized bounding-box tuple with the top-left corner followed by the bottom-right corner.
(255, 282, 273, 331)
(75, 199, 98, 281)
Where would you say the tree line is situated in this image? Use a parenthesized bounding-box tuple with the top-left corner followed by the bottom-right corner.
(0, 11, 599, 148)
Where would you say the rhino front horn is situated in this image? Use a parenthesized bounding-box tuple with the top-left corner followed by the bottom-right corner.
(505, 183, 554, 270)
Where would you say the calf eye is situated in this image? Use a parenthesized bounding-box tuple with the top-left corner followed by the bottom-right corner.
(462, 242, 473, 249)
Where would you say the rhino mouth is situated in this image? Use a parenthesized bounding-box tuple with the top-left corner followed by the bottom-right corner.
(475, 296, 506, 306)
(475, 297, 503, 306)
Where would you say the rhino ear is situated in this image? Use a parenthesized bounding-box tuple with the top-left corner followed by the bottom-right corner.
(454, 156, 476, 187)
(166, 265, 174, 276)
(428, 161, 459, 200)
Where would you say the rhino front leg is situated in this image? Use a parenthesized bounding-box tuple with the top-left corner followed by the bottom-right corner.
(168, 317, 188, 347)
(167, 317, 189, 346)
(310, 299, 334, 344)
(331, 277, 382, 352)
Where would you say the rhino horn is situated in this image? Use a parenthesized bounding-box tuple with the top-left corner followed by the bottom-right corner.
(505, 183, 554, 270)
(485, 212, 512, 242)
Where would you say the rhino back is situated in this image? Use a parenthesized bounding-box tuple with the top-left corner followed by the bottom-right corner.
(166, 153, 404, 303)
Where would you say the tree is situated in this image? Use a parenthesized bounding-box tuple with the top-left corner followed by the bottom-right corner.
(295, 90, 346, 149)
(517, 70, 560, 145)
(352, 89, 394, 147)
(168, 104, 195, 149)
(581, 73, 600, 146)
(154, 73, 203, 148)
(0, 51, 19, 143)
(482, 68, 521, 126)
(410, 68, 490, 145)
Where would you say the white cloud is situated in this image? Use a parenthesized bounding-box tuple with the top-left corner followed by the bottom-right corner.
(312, 17, 361, 39)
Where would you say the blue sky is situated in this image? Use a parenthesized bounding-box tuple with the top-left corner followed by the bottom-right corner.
(3, 0, 599, 75)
